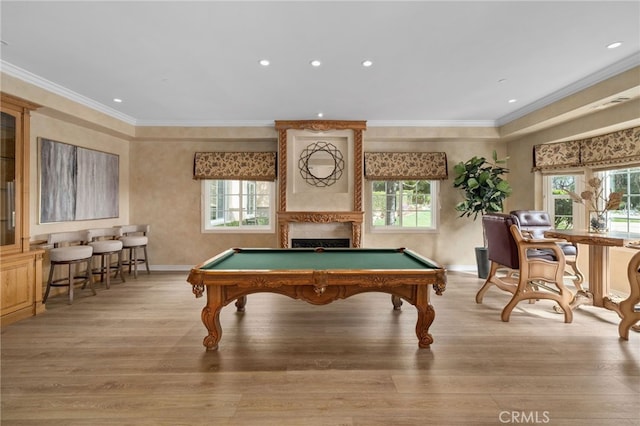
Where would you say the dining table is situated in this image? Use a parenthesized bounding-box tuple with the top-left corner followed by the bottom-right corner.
(544, 228, 640, 318)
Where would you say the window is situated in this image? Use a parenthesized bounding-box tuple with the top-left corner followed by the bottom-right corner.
(606, 167, 640, 233)
(202, 180, 275, 232)
(370, 180, 438, 231)
(544, 174, 584, 230)
(543, 167, 640, 233)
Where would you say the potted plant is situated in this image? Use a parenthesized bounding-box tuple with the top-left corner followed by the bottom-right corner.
(453, 151, 512, 278)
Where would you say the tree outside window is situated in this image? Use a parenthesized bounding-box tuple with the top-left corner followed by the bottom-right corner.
(371, 180, 437, 229)
(203, 180, 274, 231)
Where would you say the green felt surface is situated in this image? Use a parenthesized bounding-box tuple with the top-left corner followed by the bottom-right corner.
(201, 248, 439, 271)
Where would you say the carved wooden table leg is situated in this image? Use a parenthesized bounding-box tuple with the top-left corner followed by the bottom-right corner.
(201, 286, 223, 351)
(414, 285, 434, 348)
(391, 294, 403, 310)
(235, 295, 247, 312)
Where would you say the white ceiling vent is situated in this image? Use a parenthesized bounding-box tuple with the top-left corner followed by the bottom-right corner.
(591, 96, 632, 110)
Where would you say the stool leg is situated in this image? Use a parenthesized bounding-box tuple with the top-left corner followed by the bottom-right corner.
(43, 264, 55, 303)
(143, 246, 150, 274)
(85, 258, 96, 296)
(127, 247, 133, 275)
(104, 253, 111, 289)
(68, 264, 74, 304)
(132, 247, 138, 278)
(100, 254, 106, 284)
(117, 250, 126, 283)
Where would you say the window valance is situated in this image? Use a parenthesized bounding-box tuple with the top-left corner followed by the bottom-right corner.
(533, 126, 639, 171)
(581, 127, 640, 167)
(364, 152, 448, 180)
(533, 140, 581, 170)
(193, 152, 277, 181)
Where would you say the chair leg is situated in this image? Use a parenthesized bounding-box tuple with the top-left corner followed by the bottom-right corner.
(85, 258, 96, 296)
(117, 250, 126, 283)
(475, 261, 500, 304)
(126, 247, 133, 275)
(568, 263, 585, 291)
(104, 253, 111, 289)
(143, 246, 150, 274)
(132, 247, 138, 278)
(68, 264, 74, 304)
(43, 264, 55, 303)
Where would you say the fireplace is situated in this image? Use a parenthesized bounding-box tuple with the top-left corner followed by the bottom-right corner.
(277, 211, 364, 248)
(291, 238, 350, 248)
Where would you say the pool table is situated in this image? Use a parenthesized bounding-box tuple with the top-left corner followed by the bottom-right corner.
(187, 247, 447, 350)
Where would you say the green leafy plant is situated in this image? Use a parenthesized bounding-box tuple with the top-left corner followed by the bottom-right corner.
(453, 151, 512, 221)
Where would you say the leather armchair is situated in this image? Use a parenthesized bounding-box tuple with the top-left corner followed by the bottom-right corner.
(476, 213, 574, 323)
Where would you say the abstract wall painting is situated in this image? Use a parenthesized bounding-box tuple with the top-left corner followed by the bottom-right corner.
(39, 138, 119, 223)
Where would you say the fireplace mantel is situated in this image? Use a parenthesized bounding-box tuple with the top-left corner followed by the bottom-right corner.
(277, 211, 364, 248)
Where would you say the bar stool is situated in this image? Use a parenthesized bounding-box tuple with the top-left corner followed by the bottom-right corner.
(86, 228, 126, 289)
(117, 224, 150, 278)
(44, 231, 95, 304)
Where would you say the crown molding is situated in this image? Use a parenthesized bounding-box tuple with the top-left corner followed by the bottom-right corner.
(496, 53, 640, 127)
(3, 52, 639, 130)
(1, 60, 137, 125)
(367, 120, 496, 128)
(135, 119, 275, 127)
(0, 60, 502, 129)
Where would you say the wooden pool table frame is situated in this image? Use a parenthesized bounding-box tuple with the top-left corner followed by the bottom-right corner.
(187, 247, 447, 350)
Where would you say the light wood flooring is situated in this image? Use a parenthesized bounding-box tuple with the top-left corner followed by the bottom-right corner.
(1, 271, 639, 425)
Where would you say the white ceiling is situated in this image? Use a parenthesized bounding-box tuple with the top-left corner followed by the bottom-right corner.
(1, 1, 639, 127)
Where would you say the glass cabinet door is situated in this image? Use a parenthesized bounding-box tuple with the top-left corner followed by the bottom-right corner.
(1, 111, 17, 247)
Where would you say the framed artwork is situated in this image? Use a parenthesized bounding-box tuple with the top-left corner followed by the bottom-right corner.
(39, 138, 119, 223)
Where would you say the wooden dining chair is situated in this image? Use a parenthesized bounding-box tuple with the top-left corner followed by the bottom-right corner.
(476, 213, 574, 323)
(619, 250, 640, 340)
(510, 210, 584, 290)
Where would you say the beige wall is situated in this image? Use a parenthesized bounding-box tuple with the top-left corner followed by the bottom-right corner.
(129, 137, 279, 267)
(2, 68, 638, 295)
(127, 131, 504, 269)
(362, 135, 506, 268)
(29, 113, 131, 241)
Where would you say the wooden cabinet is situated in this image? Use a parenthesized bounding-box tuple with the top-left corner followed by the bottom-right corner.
(1, 93, 44, 325)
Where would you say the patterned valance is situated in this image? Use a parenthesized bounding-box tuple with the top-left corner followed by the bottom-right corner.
(193, 152, 277, 181)
(364, 152, 448, 180)
(533, 126, 639, 171)
(533, 140, 581, 170)
(581, 127, 640, 166)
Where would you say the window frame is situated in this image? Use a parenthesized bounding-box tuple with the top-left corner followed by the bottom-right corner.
(603, 166, 640, 233)
(543, 172, 586, 230)
(201, 179, 275, 233)
(368, 179, 439, 233)
(543, 165, 640, 233)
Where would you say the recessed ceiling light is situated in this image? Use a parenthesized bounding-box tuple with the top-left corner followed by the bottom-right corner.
(508, 99, 517, 104)
(113, 98, 123, 103)
(317, 112, 324, 118)
(259, 59, 270, 66)
(361, 60, 373, 67)
(607, 41, 622, 49)
(310, 60, 321, 67)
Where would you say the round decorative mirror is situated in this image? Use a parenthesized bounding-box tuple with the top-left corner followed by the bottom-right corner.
(298, 141, 344, 187)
